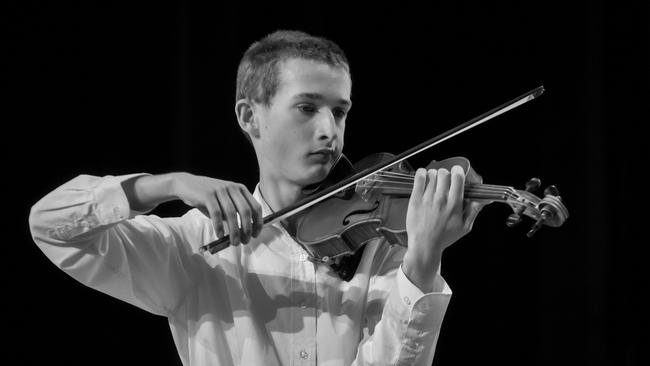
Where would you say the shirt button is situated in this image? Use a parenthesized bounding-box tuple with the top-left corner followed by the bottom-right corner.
(299, 350, 309, 359)
(299, 253, 308, 262)
(403, 296, 411, 305)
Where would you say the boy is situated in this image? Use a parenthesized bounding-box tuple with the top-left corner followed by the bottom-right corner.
(29, 30, 483, 365)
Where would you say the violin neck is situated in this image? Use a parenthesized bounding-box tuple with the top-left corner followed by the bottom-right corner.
(464, 183, 515, 203)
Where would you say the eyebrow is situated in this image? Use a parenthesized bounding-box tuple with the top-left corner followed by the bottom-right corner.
(292, 93, 352, 108)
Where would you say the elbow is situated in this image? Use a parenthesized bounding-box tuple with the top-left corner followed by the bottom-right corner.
(28, 197, 70, 247)
(28, 199, 88, 271)
(28, 199, 49, 245)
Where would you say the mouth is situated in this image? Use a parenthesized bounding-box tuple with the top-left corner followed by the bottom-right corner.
(308, 149, 335, 163)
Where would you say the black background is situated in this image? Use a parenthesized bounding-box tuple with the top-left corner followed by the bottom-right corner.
(4, 1, 649, 365)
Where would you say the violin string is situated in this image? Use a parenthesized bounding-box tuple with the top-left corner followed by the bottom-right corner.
(354, 185, 519, 201)
(362, 171, 523, 201)
(373, 173, 414, 180)
(355, 183, 519, 200)
(373, 171, 517, 188)
(359, 183, 515, 197)
(360, 178, 515, 193)
(370, 174, 413, 182)
(376, 171, 415, 177)
(373, 172, 516, 189)
(367, 174, 518, 192)
(357, 182, 514, 193)
(369, 174, 413, 182)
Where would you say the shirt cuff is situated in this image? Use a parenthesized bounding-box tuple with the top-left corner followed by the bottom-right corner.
(396, 264, 451, 311)
(95, 173, 153, 222)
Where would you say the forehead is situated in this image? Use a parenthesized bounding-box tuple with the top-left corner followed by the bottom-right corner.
(275, 58, 351, 100)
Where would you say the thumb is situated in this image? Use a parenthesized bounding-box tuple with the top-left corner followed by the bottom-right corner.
(463, 200, 485, 229)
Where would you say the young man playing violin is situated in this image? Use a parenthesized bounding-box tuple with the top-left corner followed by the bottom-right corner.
(29, 30, 484, 365)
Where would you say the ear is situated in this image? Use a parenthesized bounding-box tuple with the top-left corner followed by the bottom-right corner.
(235, 98, 260, 139)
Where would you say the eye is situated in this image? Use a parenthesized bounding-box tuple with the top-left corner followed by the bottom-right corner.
(297, 104, 317, 114)
(333, 108, 348, 120)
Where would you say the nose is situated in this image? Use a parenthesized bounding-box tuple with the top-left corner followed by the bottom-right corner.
(315, 109, 338, 142)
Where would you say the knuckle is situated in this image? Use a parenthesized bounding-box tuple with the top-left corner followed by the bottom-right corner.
(227, 212, 238, 222)
(210, 203, 221, 214)
(433, 195, 446, 206)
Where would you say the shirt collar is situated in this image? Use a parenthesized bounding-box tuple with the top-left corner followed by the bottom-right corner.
(252, 183, 274, 217)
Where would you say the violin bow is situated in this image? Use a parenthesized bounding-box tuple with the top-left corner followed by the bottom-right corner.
(200, 85, 545, 254)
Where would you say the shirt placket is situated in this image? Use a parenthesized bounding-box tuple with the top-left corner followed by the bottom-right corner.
(289, 241, 317, 366)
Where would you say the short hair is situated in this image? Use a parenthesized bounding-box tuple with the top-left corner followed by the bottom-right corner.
(236, 30, 350, 106)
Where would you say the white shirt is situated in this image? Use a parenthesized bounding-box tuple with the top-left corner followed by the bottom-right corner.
(29, 173, 452, 366)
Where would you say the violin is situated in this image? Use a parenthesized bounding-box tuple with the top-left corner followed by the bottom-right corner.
(199, 86, 569, 280)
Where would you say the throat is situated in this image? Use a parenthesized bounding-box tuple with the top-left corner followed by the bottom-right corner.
(259, 180, 306, 213)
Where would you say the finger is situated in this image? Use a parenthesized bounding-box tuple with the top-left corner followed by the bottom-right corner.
(205, 200, 225, 239)
(228, 187, 253, 244)
(463, 200, 485, 230)
(466, 167, 483, 184)
(433, 168, 450, 207)
(410, 168, 427, 203)
(448, 165, 466, 213)
(215, 189, 241, 246)
(241, 187, 264, 237)
(423, 168, 438, 202)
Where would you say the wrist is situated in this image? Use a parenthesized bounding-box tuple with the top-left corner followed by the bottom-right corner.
(128, 173, 178, 211)
(166, 172, 186, 200)
(403, 246, 442, 293)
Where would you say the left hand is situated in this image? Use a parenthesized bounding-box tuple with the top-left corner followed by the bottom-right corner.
(403, 165, 485, 290)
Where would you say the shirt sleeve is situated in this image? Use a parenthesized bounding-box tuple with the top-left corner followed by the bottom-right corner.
(353, 244, 452, 366)
(28, 174, 209, 317)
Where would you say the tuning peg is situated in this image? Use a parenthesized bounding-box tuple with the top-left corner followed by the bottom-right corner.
(527, 186, 563, 237)
(506, 214, 522, 227)
(527, 210, 551, 237)
(525, 178, 541, 192)
(506, 177, 542, 227)
(544, 185, 560, 197)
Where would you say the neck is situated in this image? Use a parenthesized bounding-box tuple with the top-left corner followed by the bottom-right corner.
(258, 175, 306, 213)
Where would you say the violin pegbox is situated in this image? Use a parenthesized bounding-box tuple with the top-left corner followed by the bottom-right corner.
(506, 178, 541, 227)
(506, 178, 569, 237)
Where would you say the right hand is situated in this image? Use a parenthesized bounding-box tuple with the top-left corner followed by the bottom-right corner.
(171, 172, 263, 246)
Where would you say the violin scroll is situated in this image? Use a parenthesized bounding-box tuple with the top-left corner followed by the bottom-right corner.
(504, 178, 569, 237)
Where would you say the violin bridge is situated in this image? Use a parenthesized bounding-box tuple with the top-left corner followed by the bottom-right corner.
(355, 177, 376, 202)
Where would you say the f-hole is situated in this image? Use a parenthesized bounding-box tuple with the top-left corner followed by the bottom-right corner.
(342, 200, 380, 225)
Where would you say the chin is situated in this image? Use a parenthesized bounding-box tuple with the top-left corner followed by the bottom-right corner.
(299, 164, 332, 186)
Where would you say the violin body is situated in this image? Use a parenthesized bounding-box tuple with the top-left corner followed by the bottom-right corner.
(290, 153, 569, 271)
(292, 153, 477, 263)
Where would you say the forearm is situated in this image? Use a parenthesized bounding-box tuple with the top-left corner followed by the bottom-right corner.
(121, 173, 180, 211)
(29, 173, 203, 315)
(403, 243, 442, 293)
